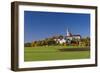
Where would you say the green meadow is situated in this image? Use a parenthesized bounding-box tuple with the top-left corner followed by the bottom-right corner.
(24, 46, 90, 61)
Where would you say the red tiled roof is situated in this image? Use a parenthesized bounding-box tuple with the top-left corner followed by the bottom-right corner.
(72, 35, 81, 36)
(67, 35, 81, 37)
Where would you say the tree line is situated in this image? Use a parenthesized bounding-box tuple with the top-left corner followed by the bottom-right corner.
(24, 37, 57, 47)
(24, 35, 90, 47)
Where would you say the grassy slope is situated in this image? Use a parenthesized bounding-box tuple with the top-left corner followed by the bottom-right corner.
(24, 46, 90, 61)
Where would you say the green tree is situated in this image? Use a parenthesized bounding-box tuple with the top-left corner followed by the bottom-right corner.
(24, 43, 31, 47)
(80, 37, 90, 47)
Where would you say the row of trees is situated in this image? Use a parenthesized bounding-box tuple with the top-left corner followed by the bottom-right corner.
(25, 38, 57, 47)
(79, 37, 90, 47)
(24, 35, 63, 47)
(24, 35, 90, 47)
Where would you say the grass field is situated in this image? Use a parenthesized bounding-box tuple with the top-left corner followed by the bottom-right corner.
(24, 46, 90, 61)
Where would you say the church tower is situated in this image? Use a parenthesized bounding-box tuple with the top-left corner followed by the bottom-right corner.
(67, 28, 70, 36)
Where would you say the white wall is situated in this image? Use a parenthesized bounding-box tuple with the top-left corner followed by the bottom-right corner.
(0, 0, 99, 73)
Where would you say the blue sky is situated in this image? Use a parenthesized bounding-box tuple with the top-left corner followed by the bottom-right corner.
(24, 11, 90, 43)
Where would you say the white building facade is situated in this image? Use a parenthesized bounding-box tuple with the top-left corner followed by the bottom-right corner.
(54, 29, 81, 44)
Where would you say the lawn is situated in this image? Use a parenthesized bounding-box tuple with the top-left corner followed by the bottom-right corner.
(24, 46, 90, 61)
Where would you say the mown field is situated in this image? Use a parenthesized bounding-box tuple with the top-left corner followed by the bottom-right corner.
(24, 46, 90, 61)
